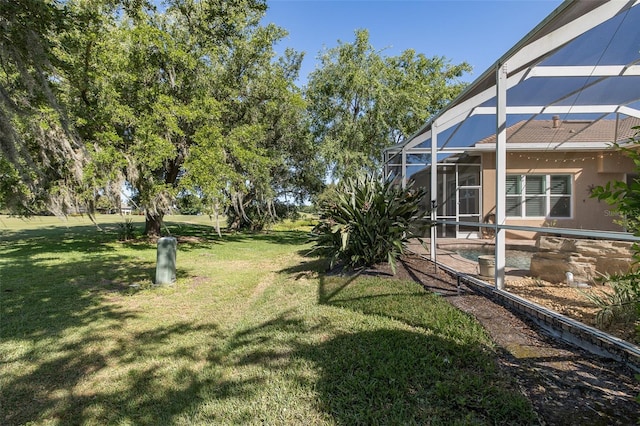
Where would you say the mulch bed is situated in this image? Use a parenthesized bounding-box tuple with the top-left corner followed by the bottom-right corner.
(488, 276, 637, 344)
(363, 254, 640, 425)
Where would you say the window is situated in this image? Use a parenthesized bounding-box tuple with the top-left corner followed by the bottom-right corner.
(506, 175, 572, 218)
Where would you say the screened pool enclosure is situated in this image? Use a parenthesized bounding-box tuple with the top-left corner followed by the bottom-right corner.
(384, 0, 640, 289)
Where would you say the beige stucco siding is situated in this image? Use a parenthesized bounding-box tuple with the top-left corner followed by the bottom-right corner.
(481, 151, 635, 238)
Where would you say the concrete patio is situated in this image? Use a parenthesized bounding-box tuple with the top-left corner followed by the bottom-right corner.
(406, 238, 537, 280)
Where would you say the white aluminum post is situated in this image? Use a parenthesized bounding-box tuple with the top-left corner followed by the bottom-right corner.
(430, 124, 438, 263)
(401, 149, 407, 189)
(383, 151, 389, 177)
(495, 64, 508, 290)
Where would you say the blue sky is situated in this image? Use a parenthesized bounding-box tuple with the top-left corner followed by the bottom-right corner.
(262, 0, 563, 85)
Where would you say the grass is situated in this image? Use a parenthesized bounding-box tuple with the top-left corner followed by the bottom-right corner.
(0, 214, 537, 425)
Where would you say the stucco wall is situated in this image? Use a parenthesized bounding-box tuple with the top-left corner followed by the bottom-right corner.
(481, 151, 635, 239)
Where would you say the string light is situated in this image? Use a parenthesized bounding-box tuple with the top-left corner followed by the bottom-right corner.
(509, 152, 614, 162)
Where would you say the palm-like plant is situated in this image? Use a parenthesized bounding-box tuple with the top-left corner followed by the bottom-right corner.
(311, 174, 428, 273)
(581, 272, 640, 328)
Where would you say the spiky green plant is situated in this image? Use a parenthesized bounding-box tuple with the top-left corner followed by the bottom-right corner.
(117, 218, 137, 241)
(310, 174, 428, 273)
(581, 272, 640, 328)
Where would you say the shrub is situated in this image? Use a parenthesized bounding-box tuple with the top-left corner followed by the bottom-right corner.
(590, 127, 640, 342)
(310, 174, 428, 273)
(582, 272, 640, 330)
(176, 193, 203, 215)
(117, 218, 137, 241)
(227, 200, 300, 232)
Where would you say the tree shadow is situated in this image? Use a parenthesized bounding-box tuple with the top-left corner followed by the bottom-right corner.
(0, 222, 312, 425)
(300, 329, 513, 424)
(0, 221, 542, 424)
(0, 221, 203, 336)
(2, 260, 148, 340)
(226, 312, 537, 425)
(157, 223, 310, 252)
(0, 226, 209, 423)
(218, 229, 310, 246)
(277, 250, 640, 424)
(0, 223, 256, 425)
(279, 255, 331, 281)
(1, 320, 233, 425)
(1, 223, 121, 257)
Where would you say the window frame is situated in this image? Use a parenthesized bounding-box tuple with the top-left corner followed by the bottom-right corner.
(505, 174, 573, 219)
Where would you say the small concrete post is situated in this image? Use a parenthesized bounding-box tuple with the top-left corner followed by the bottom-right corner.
(155, 236, 177, 285)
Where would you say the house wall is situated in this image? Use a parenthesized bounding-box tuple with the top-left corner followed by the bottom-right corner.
(481, 151, 635, 239)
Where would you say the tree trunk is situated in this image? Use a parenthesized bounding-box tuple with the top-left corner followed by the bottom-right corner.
(145, 211, 164, 236)
(228, 215, 242, 231)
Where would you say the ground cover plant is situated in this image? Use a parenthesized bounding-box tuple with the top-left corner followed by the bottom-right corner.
(0, 215, 536, 425)
(590, 127, 640, 343)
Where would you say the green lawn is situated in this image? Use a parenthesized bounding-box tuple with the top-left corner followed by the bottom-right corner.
(0, 215, 536, 425)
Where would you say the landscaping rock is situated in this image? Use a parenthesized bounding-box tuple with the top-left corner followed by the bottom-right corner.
(530, 237, 635, 283)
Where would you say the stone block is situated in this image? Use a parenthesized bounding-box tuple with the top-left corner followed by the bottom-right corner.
(530, 236, 635, 283)
(595, 257, 634, 277)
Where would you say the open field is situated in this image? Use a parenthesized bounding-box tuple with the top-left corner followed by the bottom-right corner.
(1, 215, 536, 425)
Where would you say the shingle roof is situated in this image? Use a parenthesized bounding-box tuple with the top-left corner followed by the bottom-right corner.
(475, 116, 640, 146)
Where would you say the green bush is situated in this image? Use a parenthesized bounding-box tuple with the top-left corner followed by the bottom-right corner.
(582, 272, 640, 330)
(227, 200, 300, 232)
(310, 174, 428, 273)
(176, 193, 203, 215)
(590, 127, 640, 343)
(117, 218, 137, 241)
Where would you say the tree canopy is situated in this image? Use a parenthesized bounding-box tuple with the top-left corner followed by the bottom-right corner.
(0, 0, 87, 214)
(1, 0, 321, 233)
(305, 29, 471, 182)
(1, 4, 471, 234)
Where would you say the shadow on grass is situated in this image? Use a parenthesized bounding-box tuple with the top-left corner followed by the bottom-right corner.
(0, 223, 124, 257)
(0, 221, 312, 424)
(2, 261, 151, 339)
(209, 229, 310, 246)
(0, 221, 210, 335)
(302, 329, 528, 424)
(2, 320, 228, 426)
(1, 221, 536, 424)
(279, 255, 330, 280)
(281, 259, 537, 422)
(160, 220, 310, 252)
(227, 312, 537, 425)
(1, 220, 309, 257)
(1, 223, 233, 425)
(2, 238, 260, 425)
